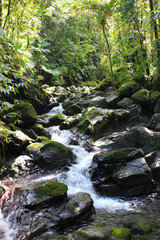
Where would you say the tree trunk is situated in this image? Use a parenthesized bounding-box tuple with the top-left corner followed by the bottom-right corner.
(102, 26, 114, 79)
(3, 0, 11, 30)
(0, 0, 2, 28)
(149, 0, 160, 85)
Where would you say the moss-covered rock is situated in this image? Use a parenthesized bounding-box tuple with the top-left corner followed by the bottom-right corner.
(49, 113, 65, 125)
(60, 114, 82, 130)
(149, 91, 160, 105)
(36, 136, 49, 142)
(2, 102, 37, 127)
(118, 81, 141, 98)
(26, 140, 74, 170)
(63, 104, 82, 116)
(18, 81, 50, 114)
(132, 89, 150, 107)
(23, 181, 68, 209)
(31, 124, 50, 138)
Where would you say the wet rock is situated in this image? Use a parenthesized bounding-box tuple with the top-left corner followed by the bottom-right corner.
(56, 193, 94, 231)
(49, 113, 65, 125)
(113, 165, 153, 196)
(117, 98, 135, 109)
(22, 181, 68, 209)
(10, 155, 33, 174)
(26, 140, 74, 170)
(63, 104, 82, 116)
(122, 215, 151, 234)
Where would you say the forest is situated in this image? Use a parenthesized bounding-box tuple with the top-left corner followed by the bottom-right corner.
(0, 1, 160, 239)
(0, 0, 159, 95)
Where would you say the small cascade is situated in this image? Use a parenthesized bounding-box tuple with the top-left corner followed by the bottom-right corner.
(0, 185, 16, 240)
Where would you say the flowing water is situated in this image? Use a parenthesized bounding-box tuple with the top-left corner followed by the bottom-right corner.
(0, 104, 138, 239)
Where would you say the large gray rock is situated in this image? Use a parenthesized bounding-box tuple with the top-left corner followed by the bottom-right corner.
(113, 165, 153, 196)
(150, 151, 160, 180)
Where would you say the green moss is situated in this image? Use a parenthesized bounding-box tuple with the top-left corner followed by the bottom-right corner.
(132, 89, 149, 103)
(32, 124, 49, 136)
(67, 203, 77, 215)
(150, 91, 160, 104)
(27, 142, 44, 152)
(118, 81, 141, 98)
(35, 181, 68, 197)
(49, 113, 65, 120)
(137, 219, 151, 233)
(77, 118, 90, 134)
(41, 140, 70, 157)
(36, 136, 49, 142)
(112, 227, 130, 239)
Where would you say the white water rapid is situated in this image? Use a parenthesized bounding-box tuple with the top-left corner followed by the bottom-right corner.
(34, 105, 137, 211)
(0, 209, 16, 240)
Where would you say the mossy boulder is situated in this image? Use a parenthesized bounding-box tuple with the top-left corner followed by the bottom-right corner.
(93, 148, 137, 164)
(132, 89, 150, 107)
(63, 104, 82, 116)
(149, 91, 160, 106)
(49, 113, 65, 125)
(26, 140, 74, 170)
(18, 81, 50, 114)
(60, 114, 82, 130)
(118, 81, 141, 98)
(31, 124, 50, 138)
(22, 181, 68, 209)
(2, 102, 38, 127)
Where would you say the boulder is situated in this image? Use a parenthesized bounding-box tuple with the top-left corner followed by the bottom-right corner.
(113, 165, 153, 196)
(2, 102, 38, 127)
(49, 113, 65, 125)
(87, 96, 107, 108)
(31, 123, 50, 138)
(57, 193, 94, 231)
(22, 181, 68, 209)
(76, 107, 129, 139)
(60, 114, 82, 130)
(63, 104, 82, 116)
(132, 89, 149, 108)
(118, 81, 141, 98)
(26, 140, 74, 170)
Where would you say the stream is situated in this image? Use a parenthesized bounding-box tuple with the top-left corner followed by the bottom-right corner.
(0, 104, 159, 240)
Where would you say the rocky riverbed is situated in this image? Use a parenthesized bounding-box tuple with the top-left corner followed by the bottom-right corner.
(0, 84, 160, 239)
